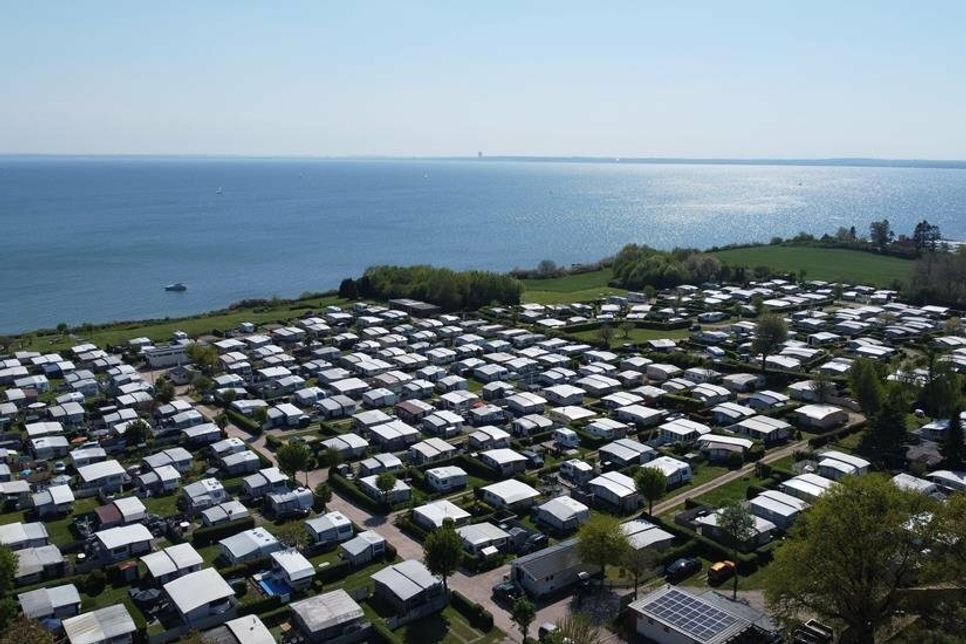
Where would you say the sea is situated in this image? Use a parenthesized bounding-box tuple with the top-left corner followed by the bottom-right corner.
(2, 156, 966, 334)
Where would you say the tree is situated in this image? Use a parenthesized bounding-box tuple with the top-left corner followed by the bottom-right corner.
(314, 481, 332, 511)
(751, 313, 788, 372)
(870, 219, 894, 250)
(191, 375, 212, 395)
(926, 492, 966, 588)
(338, 278, 359, 299)
(320, 446, 343, 468)
(422, 518, 462, 592)
(621, 545, 658, 600)
(185, 342, 219, 372)
(536, 259, 559, 277)
(718, 500, 756, 600)
(275, 522, 308, 549)
(251, 405, 268, 426)
(0, 615, 54, 644)
(375, 472, 397, 507)
(545, 612, 601, 644)
(277, 442, 312, 486)
(596, 324, 614, 348)
(860, 383, 908, 470)
(919, 362, 962, 419)
(124, 418, 149, 445)
(942, 405, 964, 470)
(511, 597, 537, 643)
(620, 320, 635, 340)
(849, 358, 885, 417)
(634, 467, 667, 516)
(765, 475, 936, 644)
(809, 371, 836, 404)
(944, 316, 963, 336)
(154, 376, 175, 403)
(912, 220, 942, 252)
(576, 514, 628, 586)
(0, 547, 16, 630)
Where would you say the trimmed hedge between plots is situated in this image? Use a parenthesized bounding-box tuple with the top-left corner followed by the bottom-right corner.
(192, 516, 256, 547)
(451, 591, 495, 631)
(226, 408, 261, 434)
(808, 419, 867, 448)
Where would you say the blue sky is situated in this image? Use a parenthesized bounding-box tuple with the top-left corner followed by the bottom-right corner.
(2, 1, 965, 158)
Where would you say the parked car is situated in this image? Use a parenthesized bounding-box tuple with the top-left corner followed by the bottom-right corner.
(491, 580, 523, 605)
(520, 450, 544, 469)
(707, 560, 736, 585)
(665, 557, 701, 580)
(520, 532, 549, 554)
(538, 623, 558, 641)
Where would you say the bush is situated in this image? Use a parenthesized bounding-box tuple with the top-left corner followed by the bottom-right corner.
(192, 516, 256, 547)
(82, 569, 106, 596)
(451, 591, 495, 631)
(725, 452, 744, 470)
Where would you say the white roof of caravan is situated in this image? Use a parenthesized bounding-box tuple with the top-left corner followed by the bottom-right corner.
(62, 605, 136, 644)
(95, 523, 152, 550)
(18, 583, 81, 619)
(819, 450, 870, 469)
(305, 510, 352, 533)
(414, 499, 471, 528)
(622, 519, 675, 549)
(290, 589, 364, 633)
(164, 567, 235, 615)
(141, 542, 203, 578)
(271, 549, 314, 581)
(660, 418, 712, 437)
(536, 495, 589, 522)
(481, 479, 539, 504)
(223, 615, 275, 644)
(371, 559, 440, 601)
(77, 459, 125, 482)
(0, 522, 48, 547)
(589, 471, 637, 497)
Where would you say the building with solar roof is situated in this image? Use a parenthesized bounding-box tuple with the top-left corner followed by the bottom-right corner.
(630, 586, 774, 644)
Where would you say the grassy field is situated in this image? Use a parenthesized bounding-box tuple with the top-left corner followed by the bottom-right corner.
(712, 246, 915, 287)
(521, 269, 625, 304)
(570, 325, 692, 348)
(19, 294, 348, 351)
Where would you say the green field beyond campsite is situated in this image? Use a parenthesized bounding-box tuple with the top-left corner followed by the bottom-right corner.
(711, 246, 914, 287)
(16, 244, 918, 349)
(520, 269, 623, 304)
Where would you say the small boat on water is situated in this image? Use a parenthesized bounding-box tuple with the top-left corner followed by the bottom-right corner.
(164, 282, 187, 292)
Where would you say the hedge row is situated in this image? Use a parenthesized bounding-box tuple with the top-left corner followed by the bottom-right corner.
(451, 591, 495, 631)
(226, 408, 261, 434)
(329, 473, 383, 512)
(372, 622, 403, 644)
(808, 419, 867, 448)
(192, 516, 256, 547)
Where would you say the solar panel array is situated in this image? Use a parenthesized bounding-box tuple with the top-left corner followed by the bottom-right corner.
(644, 589, 739, 642)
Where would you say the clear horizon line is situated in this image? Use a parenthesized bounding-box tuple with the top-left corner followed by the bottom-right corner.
(2, 153, 966, 169)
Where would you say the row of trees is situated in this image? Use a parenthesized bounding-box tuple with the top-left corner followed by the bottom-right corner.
(611, 244, 724, 290)
(339, 265, 524, 312)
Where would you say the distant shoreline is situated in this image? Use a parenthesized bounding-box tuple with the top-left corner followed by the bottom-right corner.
(2, 154, 966, 171)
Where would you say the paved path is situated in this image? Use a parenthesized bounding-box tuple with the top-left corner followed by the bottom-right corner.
(652, 439, 808, 516)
